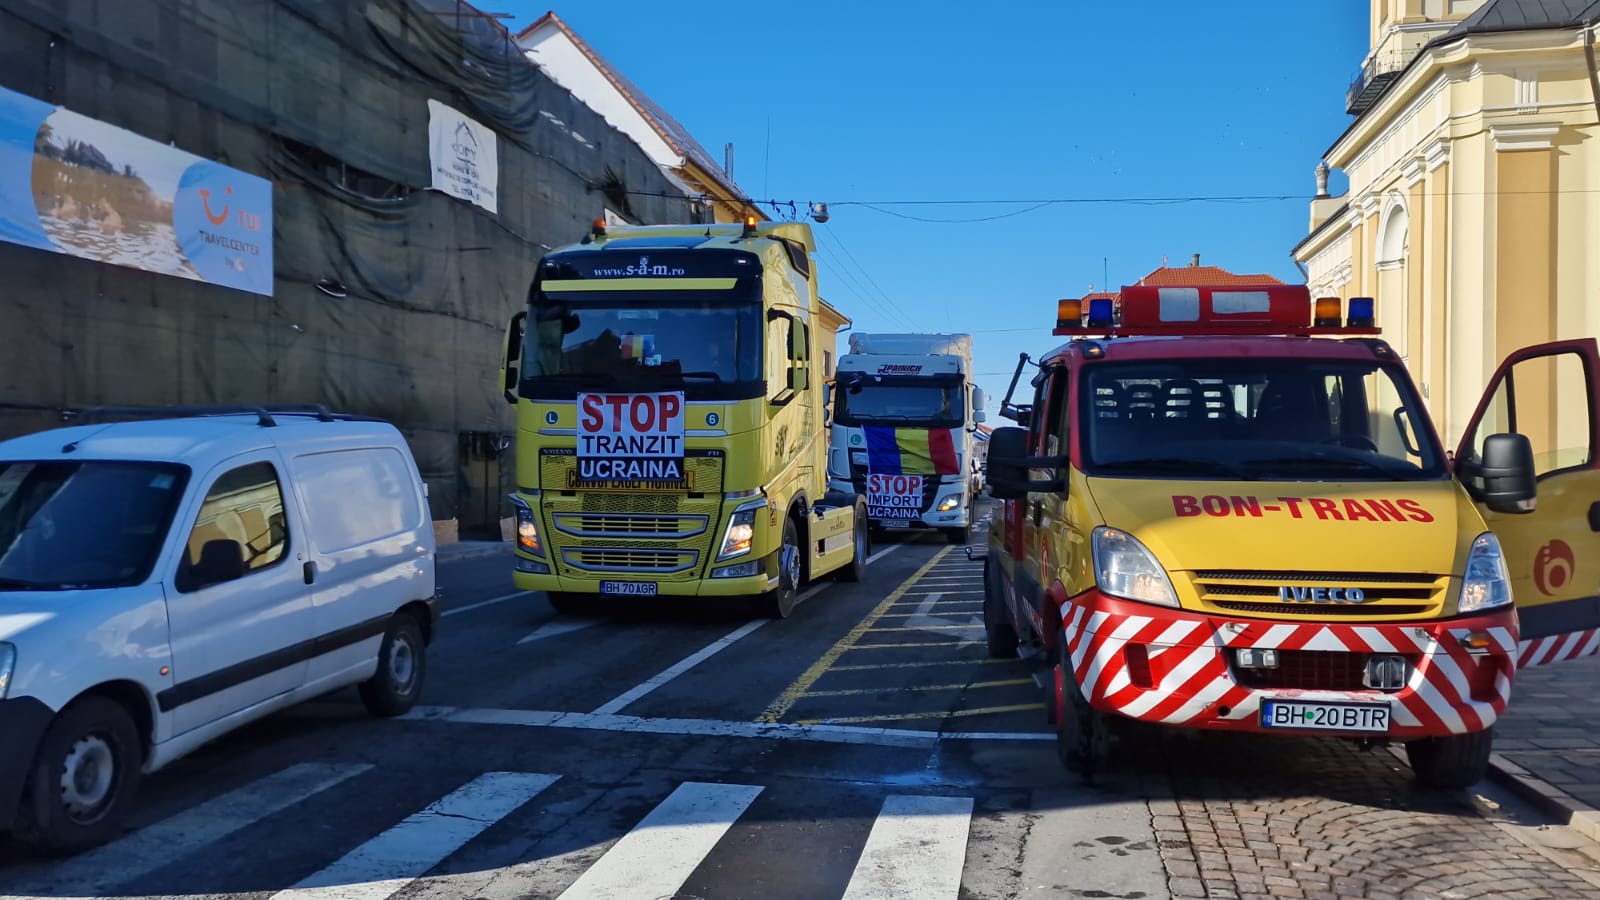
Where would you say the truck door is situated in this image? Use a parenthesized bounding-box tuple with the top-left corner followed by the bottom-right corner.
(1456, 338, 1600, 662)
(1017, 365, 1067, 640)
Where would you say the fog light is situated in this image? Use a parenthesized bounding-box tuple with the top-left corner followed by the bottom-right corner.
(515, 558, 550, 575)
(1236, 648, 1278, 669)
(1364, 654, 1408, 691)
(713, 561, 762, 578)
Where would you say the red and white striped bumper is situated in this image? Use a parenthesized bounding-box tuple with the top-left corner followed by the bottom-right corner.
(1518, 629, 1600, 667)
(1061, 591, 1518, 738)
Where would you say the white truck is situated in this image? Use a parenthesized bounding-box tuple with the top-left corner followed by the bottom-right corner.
(826, 333, 986, 544)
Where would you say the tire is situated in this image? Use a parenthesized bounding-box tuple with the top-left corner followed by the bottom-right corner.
(359, 614, 427, 718)
(759, 516, 803, 618)
(944, 524, 972, 545)
(547, 591, 588, 614)
(982, 562, 1018, 659)
(1054, 641, 1111, 781)
(836, 502, 870, 583)
(1405, 726, 1494, 788)
(15, 695, 144, 856)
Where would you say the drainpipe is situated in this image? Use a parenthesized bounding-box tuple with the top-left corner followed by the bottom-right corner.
(1585, 18, 1600, 126)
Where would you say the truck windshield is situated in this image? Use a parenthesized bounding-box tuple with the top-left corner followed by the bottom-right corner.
(835, 380, 964, 428)
(522, 295, 764, 401)
(0, 460, 190, 590)
(1079, 359, 1445, 481)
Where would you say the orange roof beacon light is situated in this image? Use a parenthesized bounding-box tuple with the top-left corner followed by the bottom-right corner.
(1313, 297, 1343, 328)
(742, 215, 759, 238)
(1055, 298, 1083, 331)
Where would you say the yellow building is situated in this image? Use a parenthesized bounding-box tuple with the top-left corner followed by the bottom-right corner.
(1292, 0, 1600, 447)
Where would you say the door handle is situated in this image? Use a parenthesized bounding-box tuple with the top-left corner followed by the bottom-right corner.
(1590, 501, 1600, 532)
(304, 561, 317, 585)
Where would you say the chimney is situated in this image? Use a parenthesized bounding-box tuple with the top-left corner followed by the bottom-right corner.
(1314, 160, 1330, 199)
(1190, 253, 1200, 268)
(724, 142, 734, 179)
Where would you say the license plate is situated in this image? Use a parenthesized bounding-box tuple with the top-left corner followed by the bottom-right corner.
(1260, 700, 1390, 733)
(599, 581, 658, 597)
(883, 520, 911, 529)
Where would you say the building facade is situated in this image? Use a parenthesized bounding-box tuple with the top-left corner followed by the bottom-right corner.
(1293, 0, 1600, 446)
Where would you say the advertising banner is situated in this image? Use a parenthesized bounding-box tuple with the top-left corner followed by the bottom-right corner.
(866, 472, 923, 520)
(0, 84, 273, 296)
(427, 99, 498, 214)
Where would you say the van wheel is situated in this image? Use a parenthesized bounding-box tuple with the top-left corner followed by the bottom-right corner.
(759, 517, 802, 619)
(982, 563, 1018, 659)
(360, 614, 427, 718)
(837, 504, 870, 583)
(1405, 726, 1494, 788)
(15, 696, 143, 855)
(1055, 642, 1111, 781)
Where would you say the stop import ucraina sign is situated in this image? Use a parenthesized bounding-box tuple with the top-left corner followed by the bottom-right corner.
(866, 473, 923, 519)
(576, 391, 687, 484)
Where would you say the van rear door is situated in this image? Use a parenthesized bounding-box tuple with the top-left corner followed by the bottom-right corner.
(1456, 338, 1600, 663)
(286, 444, 434, 686)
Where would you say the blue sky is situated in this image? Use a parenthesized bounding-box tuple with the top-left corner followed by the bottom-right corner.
(483, 0, 1370, 410)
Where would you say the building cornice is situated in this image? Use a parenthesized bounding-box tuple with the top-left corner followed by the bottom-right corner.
(1403, 157, 1427, 188)
(1489, 121, 1561, 152)
(1423, 136, 1450, 171)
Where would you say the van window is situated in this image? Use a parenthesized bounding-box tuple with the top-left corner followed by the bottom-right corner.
(292, 448, 421, 553)
(1466, 350, 1594, 478)
(179, 462, 288, 592)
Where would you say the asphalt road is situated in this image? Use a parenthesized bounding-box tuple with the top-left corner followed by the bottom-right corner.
(4, 502, 1600, 899)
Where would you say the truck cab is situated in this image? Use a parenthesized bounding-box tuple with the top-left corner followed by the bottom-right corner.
(983, 284, 1600, 788)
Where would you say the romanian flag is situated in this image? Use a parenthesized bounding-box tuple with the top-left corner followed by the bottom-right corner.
(863, 426, 959, 476)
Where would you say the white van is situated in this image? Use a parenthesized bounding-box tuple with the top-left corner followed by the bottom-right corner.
(0, 406, 438, 854)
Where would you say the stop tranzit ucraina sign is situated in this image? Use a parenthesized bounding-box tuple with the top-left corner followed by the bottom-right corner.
(576, 391, 687, 484)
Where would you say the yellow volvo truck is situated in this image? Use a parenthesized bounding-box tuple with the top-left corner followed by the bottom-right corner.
(500, 217, 868, 617)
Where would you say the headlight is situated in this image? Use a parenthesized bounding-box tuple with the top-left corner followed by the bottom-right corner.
(510, 493, 543, 557)
(0, 642, 14, 699)
(718, 498, 766, 561)
(1091, 527, 1178, 608)
(937, 494, 961, 512)
(1459, 532, 1513, 614)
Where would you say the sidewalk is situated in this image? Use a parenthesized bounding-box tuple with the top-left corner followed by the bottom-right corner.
(1489, 653, 1600, 839)
(434, 539, 513, 563)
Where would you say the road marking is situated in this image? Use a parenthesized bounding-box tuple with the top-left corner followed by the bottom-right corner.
(842, 795, 973, 900)
(829, 659, 1010, 672)
(758, 547, 953, 723)
(800, 678, 1033, 698)
(0, 763, 372, 899)
(876, 591, 982, 641)
(799, 703, 1045, 726)
(555, 782, 763, 900)
(270, 772, 558, 900)
(846, 640, 985, 649)
(591, 618, 770, 715)
(518, 617, 602, 645)
(401, 705, 1052, 744)
(442, 591, 531, 618)
(865, 542, 906, 564)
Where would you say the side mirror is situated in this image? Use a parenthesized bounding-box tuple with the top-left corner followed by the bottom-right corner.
(502, 311, 526, 405)
(973, 410, 987, 424)
(973, 387, 987, 412)
(1480, 432, 1537, 514)
(984, 426, 1066, 499)
(188, 539, 246, 590)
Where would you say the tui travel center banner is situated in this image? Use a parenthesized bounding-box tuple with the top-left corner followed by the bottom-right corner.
(0, 84, 273, 296)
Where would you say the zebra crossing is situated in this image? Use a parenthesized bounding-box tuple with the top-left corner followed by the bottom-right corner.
(0, 762, 983, 900)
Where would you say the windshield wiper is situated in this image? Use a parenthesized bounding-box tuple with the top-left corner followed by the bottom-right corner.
(1097, 457, 1256, 480)
(1243, 455, 1409, 480)
(673, 371, 723, 382)
(0, 577, 47, 591)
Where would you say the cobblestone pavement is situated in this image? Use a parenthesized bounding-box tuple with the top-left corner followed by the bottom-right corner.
(1496, 655, 1600, 810)
(1098, 728, 1600, 899)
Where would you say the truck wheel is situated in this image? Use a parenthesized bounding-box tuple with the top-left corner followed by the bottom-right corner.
(1405, 726, 1494, 788)
(359, 613, 427, 718)
(944, 524, 972, 545)
(1054, 642, 1111, 780)
(15, 695, 144, 856)
(760, 517, 802, 618)
(836, 503, 870, 583)
(547, 592, 588, 614)
(982, 562, 1018, 659)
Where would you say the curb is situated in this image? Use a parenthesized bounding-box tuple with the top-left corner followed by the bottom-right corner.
(1486, 752, 1600, 843)
(435, 541, 514, 563)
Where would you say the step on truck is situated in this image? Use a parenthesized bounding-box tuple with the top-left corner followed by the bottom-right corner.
(826, 332, 987, 544)
(982, 284, 1600, 787)
(500, 217, 869, 618)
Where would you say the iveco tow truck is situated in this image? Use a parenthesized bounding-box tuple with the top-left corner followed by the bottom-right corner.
(500, 217, 868, 618)
(982, 283, 1600, 787)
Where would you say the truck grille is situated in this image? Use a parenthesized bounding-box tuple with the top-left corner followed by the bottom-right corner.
(552, 513, 708, 539)
(1186, 569, 1447, 621)
(560, 547, 699, 574)
(1230, 649, 1417, 692)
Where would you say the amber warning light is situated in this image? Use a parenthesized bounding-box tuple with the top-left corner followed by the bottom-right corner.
(1052, 285, 1383, 337)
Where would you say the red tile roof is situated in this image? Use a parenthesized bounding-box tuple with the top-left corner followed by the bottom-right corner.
(1137, 265, 1286, 287)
